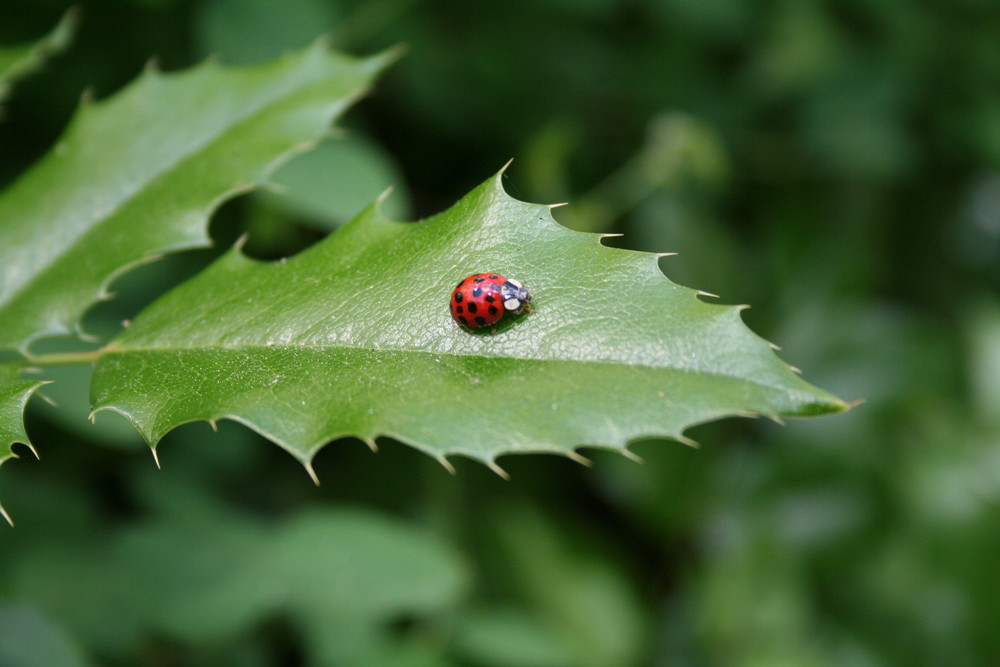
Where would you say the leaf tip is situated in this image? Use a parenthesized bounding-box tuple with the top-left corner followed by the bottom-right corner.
(804, 396, 859, 416)
(151, 447, 161, 469)
(0, 504, 13, 528)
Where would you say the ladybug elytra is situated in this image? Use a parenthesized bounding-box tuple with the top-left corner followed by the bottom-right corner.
(450, 273, 532, 329)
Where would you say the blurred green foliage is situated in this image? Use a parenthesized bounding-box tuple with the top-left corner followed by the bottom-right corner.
(2, 0, 999, 665)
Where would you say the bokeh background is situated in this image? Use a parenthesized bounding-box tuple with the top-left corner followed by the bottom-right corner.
(3, 0, 1000, 665)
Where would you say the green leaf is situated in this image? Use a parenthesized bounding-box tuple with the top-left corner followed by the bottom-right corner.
(0, 365, 46, 468)
(0, 42, 394, 354)
(452, 606, 577, 667)
(481, 502, 650, 666)
(0, 605, 89, 667)
(5, 505, 466, 662)
(91, 172, 847, 472)
(0, 364, 48, 525)
(0, 9, 77, 102)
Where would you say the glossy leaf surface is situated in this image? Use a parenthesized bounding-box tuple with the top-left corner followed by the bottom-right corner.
(0, 42, 391, 353)
(92, 174, 846, 471)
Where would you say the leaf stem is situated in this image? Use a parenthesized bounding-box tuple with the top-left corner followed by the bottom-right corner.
(15, 350, 103, 367)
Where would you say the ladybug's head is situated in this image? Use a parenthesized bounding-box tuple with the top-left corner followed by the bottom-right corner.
(500, 278, 532, 315)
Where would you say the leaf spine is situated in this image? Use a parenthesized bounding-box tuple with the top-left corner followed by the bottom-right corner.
(305, 462, 320, 486)
(675, 433, 700, 449)
(436, 455, 457, 475)
(620, 448, 644, 464)
(487, 460, 510, 480)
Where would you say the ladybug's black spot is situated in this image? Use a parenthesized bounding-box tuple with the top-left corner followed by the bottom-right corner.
(485, 293, 495, 303)
(467, 302, 478, 314)
(488, 305, 498, 315)
(456, 306, 464, 314)
(472, 287, 483, 298)
(475, 316, 487, 326)
(454, 291, 463, 303)
(473, 277, 485, 283)
(458, 315, 468, 325)
(489, 274, 499, 279)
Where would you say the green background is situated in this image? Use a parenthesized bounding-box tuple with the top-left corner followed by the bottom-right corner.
(2, 0, 999, 665)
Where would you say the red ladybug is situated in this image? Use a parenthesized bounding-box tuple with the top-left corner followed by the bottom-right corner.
(451, 273, 532, 329)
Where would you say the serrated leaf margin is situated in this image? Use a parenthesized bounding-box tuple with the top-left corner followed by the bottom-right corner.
(2, 40, 399, 356)
(0, 366, 50, 526)
(90, 167, 849, 480)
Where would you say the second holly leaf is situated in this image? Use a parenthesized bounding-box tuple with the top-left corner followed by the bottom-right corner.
(0, 42, 392, 354)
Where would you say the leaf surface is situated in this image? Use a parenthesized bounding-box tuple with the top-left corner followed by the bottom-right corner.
(91, 173, 847, 470)
(0, 365, 45, 465)
(0, 42, 392, 353)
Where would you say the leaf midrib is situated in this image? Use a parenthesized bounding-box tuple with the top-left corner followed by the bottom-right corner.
(103, 340, 811, 398)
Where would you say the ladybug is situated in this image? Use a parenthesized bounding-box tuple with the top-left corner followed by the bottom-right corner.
(451, 273, 532, 329)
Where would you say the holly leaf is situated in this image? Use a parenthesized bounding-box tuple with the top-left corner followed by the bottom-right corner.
(0, 364, 49, 525)
(0, 41, 394, 354)
(91, 172, 847, 474)
(0, 9, 77, 102)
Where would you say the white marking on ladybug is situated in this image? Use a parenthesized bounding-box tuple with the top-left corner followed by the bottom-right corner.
(452, 273, 533, 328)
